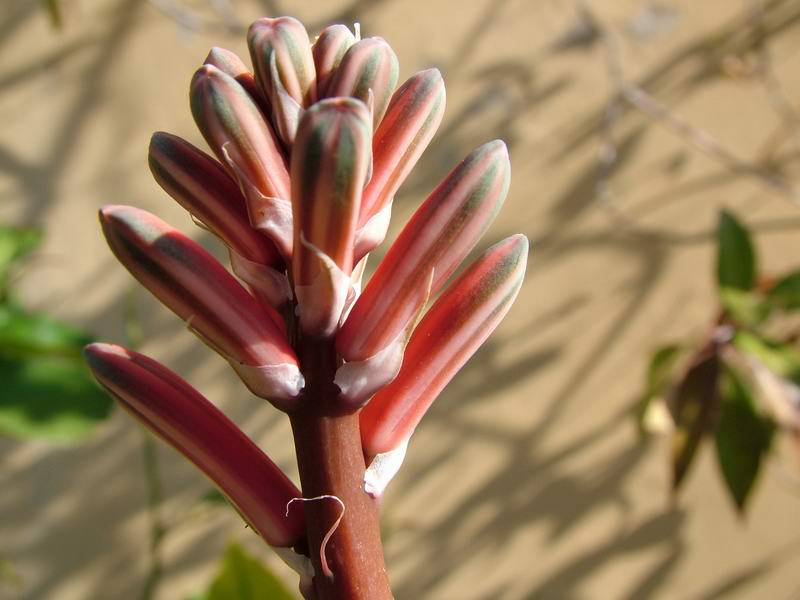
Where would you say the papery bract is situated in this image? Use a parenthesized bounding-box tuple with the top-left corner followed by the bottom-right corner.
(85, 343, 305, 547)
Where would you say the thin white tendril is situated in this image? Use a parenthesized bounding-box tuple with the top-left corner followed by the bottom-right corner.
(286, 495, 346, 580)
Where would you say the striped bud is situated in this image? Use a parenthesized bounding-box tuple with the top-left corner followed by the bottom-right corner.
(248, 17, 317, 145)
(335, 140, 510, 404)
(361, 234, 528, 460)
(312, 24, 356, 98)
(204, 47, 268, 114)
(99, 206, 303, 406)
(326, 37, 399, 128)
(190, 65, 293, 256)
(355, 69, 446, 258)
(148, 132, 278, 267)
(291, 98, 372, 336)
(85, 344, 305, 547)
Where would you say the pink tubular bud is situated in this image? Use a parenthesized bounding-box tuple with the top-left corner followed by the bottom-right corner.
(360, 235, 528, 456)
(99, 205, 303, 406)
(312, 24, 356, 98)
(326, 37, 399, 128)
(148, 132, 279, 267)
(190, 65, 293, 256)
(84, 344, 305, 547)
(338, 140, 510, 364)
(247, 17, 317, 145)
(291, 98, 372, 336)
(204, 47, 269, 114)
(355, 68, 446, 258)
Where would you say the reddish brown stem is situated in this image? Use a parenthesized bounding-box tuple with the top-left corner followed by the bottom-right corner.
(290, 334, 393, 600)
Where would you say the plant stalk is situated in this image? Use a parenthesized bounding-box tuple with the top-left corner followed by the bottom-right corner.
(290, 334, 392, 600)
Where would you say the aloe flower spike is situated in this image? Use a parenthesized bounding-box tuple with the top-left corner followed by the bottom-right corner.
(312, 24, 357, 98)
(204, 46, 270, 114)
(99, 205, 303, 408)
(355, 68, 446, 259)
(85, 344, 305, 548)
(326, 37, 399, 129)
(360, 235, 528, 494)
(335, 140, 511, 408)
(291, 98, 372, 337)
(248, 16, 317, 146)
(190, 64, 293, 257)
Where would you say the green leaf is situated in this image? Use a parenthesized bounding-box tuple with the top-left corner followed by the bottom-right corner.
(203, 542, 296, 600)
(0, 305, 91, 360)
(638, 344, 683, 433)
(719, 288, 772, 328)
(767, 270, 800, 310)
(715, 366, 775, 512)
(733, 331, 800, 384)
(670, 345, 720, 493)
(0, 355, 113, 442)
(717, 210, 756, 292)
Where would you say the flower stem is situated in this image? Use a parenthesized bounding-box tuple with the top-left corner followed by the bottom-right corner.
(290, 334, 392, 600)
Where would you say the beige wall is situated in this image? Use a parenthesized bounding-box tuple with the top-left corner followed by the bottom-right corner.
(2, 0, 800, 598)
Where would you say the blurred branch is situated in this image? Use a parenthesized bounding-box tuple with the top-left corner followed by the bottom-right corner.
(747, 0, 800, 156)
(580, 0, 800, 215)
(148, 0, 245, 34)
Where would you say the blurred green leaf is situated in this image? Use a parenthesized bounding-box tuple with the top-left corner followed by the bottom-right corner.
(715, 366, 775, 512)
(767, 270, 800, 311)
(0, 305, 91, 360)
(200, 489, 230, 506)
(0, 226, 42, 295)
(733, 331, 800, 384)
(200, 542, 296, 600)
(717, 210, 756, 292)
(670, 345, 720, 493)
(638, 344, 683, 433)
(719, 288, 772, 328)
(0, 355, 112, 442)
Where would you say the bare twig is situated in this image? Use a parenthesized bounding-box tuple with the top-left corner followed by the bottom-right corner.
(747, 0, 800, 156)
(148, 0, 245, 35)
(582, 0, 800, 211)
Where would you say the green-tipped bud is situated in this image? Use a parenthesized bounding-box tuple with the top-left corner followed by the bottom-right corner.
(291, 98, 372, 336)
(326, 37, 399, 128)
(204, 46, 269, 114)
(248, 16, 317, 145)
(356, 68, 446, 258)
(361, 235, 528, 460)
(312, 24, 356, 97)
(190, 64, 293, 256)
